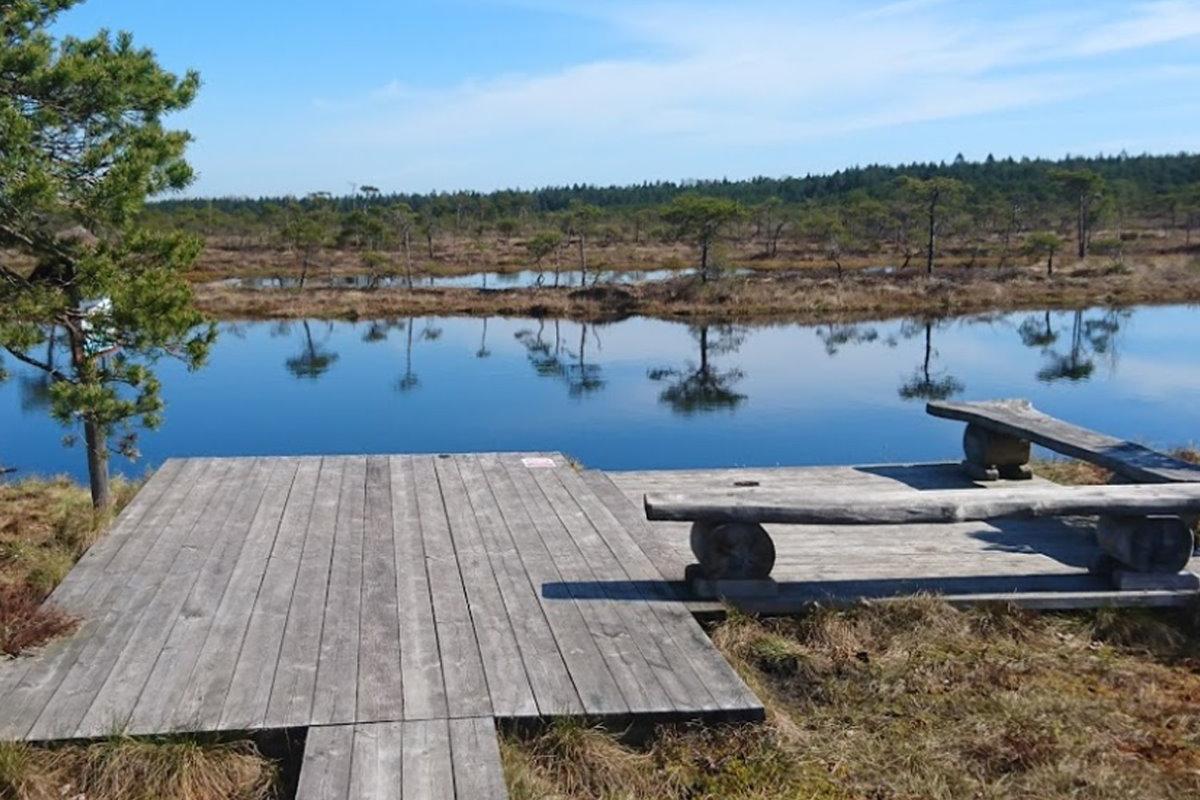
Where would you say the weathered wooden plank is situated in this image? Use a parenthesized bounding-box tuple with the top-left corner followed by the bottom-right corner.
(65, 458, 260, 740)
(521, 457, 714, 714)
(645, 483, 1200, 525)
(14, 459, 232, 741)
(455, 455, 583, 717)
(263, 457, 346, 729)
(47, 458, 187, 612)
(126, 457, 276, 734)
(412, 456, 491, 720)
(402, 719, 454, 800)
(434, 457, 538, 719)
(475, 454, 626, 718)
(928, 399, 1200, 483)
(500, 455, 672, 715)
(390, 456, 447, 721)
(296, 724, 354, 800)
(0, 458, 203, 726)
(356, 457, 404, 723)
(219, 457, 322, 730)
(312, 457, 368, 725)
(567, 469, 763, 718)
(170, 458, 301, 732)
(581, 470, 693, 592)
(449, 717, 509, 800)
(348, 721, 404, 798)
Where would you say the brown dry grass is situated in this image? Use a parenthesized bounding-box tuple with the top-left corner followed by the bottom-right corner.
(0, 479, 283, 800)
(1032, 446, 1200, 486)
(193, 255, 1200, 323)
(0, 736, 278, 800)
(504, 599, 1200, 800)
(0, 477, 139, 656)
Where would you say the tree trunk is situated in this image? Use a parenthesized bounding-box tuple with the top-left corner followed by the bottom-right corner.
(700, 240, 709, 283)
(578, 234, 587, 285)
(403, 230, 413, 289)
(1047, 252, 1054, 276)
(1077, 194, 1087, 259)
(84, 416, 111, 510)
(923, 323, 933, 382)
(926, 193, 938, 276)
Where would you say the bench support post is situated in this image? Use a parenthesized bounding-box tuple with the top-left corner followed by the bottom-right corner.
(687, 520, 777, 598)
(961, 423, 1032, 481)
(1093, 514, 1194, 577)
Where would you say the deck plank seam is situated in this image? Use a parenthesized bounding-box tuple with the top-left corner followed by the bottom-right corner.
(74, 458, 257, 738)
(440, 455, 540, 718)
(169, 457, 303, 732)
(524, 458, 706, 715)
(463, 454, 590, 718)
(198, 458, 302, 729)
(19, 458, 232, 741)
(548, 466, 727, 714)
(220, 457, 323, 730)
(0, 459, 207, 728)
(266, 456, 345, 728)
(427, 456, 499, 718)
(501, 456, 671, 715)
(479, 454, 630, 717)
(124, 457, 277, 733)
(412, 455, 466, 724)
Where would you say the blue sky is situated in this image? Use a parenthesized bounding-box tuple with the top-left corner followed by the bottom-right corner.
(55, 0, 1200, 197)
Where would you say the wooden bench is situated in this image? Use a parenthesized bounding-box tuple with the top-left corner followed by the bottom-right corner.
(926, 399, 1200, 484)
(644, 483, 1200, 596)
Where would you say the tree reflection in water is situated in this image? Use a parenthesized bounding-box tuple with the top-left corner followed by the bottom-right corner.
(648, 324, 747, 414)
(816, 322, 879, 355)
(897, 318, 964, 401)
(514, 321, 605, 396)
(284, 320, 340, 380)
(1022, 309, 1127, 383)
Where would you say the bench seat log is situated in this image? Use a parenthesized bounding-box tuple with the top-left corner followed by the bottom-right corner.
(645, 483, 1200, 527)
(646, 483, 1200, 578)
(928, 399, 1200, 484)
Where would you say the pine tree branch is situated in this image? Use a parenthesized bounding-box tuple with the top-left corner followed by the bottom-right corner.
(2, 345, 72, 383)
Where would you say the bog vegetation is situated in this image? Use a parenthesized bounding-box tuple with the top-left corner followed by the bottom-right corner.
(503, 598, 1200, 800)
(153, 152, 1200, 280)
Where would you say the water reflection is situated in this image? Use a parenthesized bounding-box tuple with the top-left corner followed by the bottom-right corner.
(897, 319, 965, 402)
(1029, 309, 1127, 384)
(648, 324, 747, 414)
(514, 321, 605, 396)
(5, 305, 1184, 481)
(816, 323, 880, 355)
(282, 320, 340, 379)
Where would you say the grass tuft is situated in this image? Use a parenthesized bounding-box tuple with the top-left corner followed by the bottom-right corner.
(0, 736, 278, 800)
(0, 584, 78, 657)
(504, 599, 1200, 799)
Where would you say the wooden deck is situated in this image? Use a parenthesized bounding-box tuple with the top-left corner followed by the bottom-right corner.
(0, 453, 762, 799)
(296, 719, 506, 800)
(599, 463, 1200, 613)
(5, 453, 1195, 798)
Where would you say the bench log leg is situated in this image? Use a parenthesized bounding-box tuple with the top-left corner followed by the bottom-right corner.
(687, 521, 778, 599)
(961, 424, 1032, 481)
(1091, 515, 1196, 591)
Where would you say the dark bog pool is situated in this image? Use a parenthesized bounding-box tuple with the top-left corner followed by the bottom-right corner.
(3, 306, 1199, 480)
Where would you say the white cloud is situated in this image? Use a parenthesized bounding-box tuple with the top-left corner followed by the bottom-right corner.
(295, 0, 1200, 191)
(1071, 0, 1200, 56)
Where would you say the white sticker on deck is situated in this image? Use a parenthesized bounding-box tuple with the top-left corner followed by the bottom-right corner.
(521, 457, 557, 469)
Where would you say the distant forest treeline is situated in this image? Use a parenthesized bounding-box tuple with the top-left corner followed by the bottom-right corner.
(156, 152, 1200, 215)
